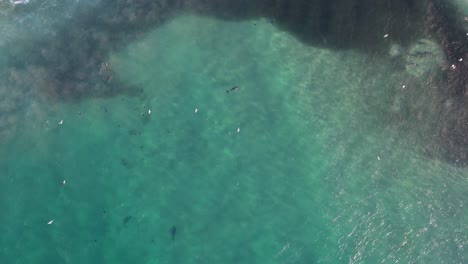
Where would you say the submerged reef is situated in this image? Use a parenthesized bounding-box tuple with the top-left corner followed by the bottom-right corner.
(0, 0, 430, 101)
(426, 0, 468, 164)
(0, 0, 467, 164)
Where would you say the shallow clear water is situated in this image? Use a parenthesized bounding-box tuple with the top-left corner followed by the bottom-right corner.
(0, 2, 466, 264)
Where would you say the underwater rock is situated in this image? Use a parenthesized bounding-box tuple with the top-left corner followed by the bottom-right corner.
(0, 0, 423, 106)
(389, 43, 404, 57)
(427, 0, 468, 95)
(425, 0, 468, 164)
(404, 39, 445, 77)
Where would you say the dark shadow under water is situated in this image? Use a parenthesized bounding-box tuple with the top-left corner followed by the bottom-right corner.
(1, 0, 467, 164)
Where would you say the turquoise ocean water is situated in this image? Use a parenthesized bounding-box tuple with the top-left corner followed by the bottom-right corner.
(0, 4, 466, 264)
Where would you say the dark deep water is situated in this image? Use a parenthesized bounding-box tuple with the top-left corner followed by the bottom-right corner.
(0, 0, 466, 263)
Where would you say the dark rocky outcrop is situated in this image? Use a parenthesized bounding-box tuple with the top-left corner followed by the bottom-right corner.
(424, 0, 468, 165)
(0, 0, 429, 101)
